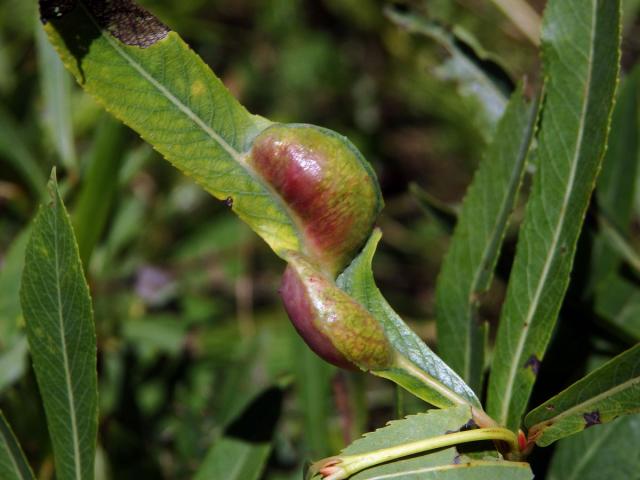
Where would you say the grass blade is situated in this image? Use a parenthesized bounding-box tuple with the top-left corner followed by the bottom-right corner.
(525, 343, 640, 446)
(0, 410, 34, 480)
(486, 0, 621, 431)
(36, 21, 77, 171)
(435, 86, 539, 391)
(72, 116, 128, 267)
(20, 171, 98, 480)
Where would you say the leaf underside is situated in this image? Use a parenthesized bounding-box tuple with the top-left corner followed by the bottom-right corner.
(487, 0, 621, 431)
(338, 230, 481, 410)
(20, 173, 98, 480)
(435, 85, 539, 392)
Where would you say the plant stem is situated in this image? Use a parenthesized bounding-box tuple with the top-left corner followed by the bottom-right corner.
(318, 427, 519, 480)
(489, 0, 541, 46)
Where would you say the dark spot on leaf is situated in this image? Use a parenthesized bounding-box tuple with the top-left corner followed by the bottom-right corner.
(452, 454, 462, 465)
(224, 196, 233, 207)
(445, 418, 477, 434)
(40, 0, 170, 47)
(524, 354, 541, 375)
(583, 411, 601, 428)
(88, 0, 170, 47)
(460, 418, 477, 431)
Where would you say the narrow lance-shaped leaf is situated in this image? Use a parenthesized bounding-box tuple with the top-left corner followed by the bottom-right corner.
(0, 410, 34, 480)
(525, 343, 640, 446)
(336, 230, 501, 428)
(435, 86, 539, 392)
(39, 0, 382, 277)
(487, 0, 621, 431)
(20, 172, 98, 480)
(590, 65, 640, 288)
(73, 116, 128, 267)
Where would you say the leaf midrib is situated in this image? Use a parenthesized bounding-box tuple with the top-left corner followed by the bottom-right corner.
(498, 0, 598, 425)
(53, 200, 82, 480)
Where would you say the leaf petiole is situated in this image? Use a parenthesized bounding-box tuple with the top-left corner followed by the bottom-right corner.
(312, 427, 519, 480)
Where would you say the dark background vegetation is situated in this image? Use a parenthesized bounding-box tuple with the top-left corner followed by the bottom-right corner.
(1, 0, 639, 478)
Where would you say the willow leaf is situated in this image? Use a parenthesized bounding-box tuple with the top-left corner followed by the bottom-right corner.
(487, 0, 621, 431)
(0, 410, 34, 480)
(435, 86, 539, 392)
(39, 0, 305, 258)
(525, 343, 640, 446)
(20, 172, 98, 480)
(337, 230, 483, 414)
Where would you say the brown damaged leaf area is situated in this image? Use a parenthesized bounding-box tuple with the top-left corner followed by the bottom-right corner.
(40, 0, 169, 47)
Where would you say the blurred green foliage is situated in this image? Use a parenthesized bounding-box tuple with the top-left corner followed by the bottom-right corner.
(1, 1, 639, 479)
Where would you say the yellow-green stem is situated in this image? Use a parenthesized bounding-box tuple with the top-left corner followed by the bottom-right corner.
(320, 427, 519, 480)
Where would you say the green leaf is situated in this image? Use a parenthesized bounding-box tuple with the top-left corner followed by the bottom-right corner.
(435, 86, 539, 392)
(547, 415, 640, 480)
(38, 0, 305, 258)
(40, 0, 382, 276)
(20, 171, 98, 480)
(589, 65, 640, 294)
(525, 343, 640, 446)
(0, 410, 34, 480)
(337, 230, 485, 417)
(194, 437, 271, 480)
(73, 115, 128, 267)
(486, 0, 621, 431)
(385, 5, 512, 137)
(36, 20, 77, 170)
(341, 405, 472, 456)
(39, 0, 287, 243)
(310, 406, 532, 480)
(293, 333, 336, 458)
